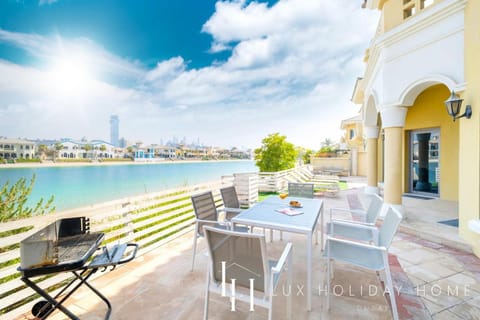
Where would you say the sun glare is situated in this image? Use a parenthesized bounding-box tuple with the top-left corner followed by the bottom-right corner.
(47, 57, 93, 97)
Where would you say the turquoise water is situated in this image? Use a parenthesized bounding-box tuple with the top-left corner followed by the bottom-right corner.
(0, 161, 257, 211)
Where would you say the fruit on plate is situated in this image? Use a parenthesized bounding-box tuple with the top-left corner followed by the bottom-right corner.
(279, 193, 288, 199)
(289, 200, 301, 207)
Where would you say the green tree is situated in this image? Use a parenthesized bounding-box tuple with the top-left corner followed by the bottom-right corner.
(38, 144, 48, 159)
(303, 149, 313, 164)
(321, 138, 333, 147)
(54, 143, 63, 160)
(0, 174, 55, 222)
(254, 133, 298, 172)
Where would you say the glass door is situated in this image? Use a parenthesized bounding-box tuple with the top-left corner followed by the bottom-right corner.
(410, 129, 440, 196)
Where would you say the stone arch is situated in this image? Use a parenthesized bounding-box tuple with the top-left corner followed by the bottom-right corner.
(398, 74, 459, 106)
(363, 91, 380, 127)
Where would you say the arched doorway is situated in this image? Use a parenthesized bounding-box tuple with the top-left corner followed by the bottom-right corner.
(403, 84, 458, 200)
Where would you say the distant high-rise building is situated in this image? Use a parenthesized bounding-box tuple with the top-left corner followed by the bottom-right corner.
(110, 115, 119, 147)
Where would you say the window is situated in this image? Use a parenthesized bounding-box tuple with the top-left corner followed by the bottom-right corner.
(349, 129, 355, 140)
(404, 0, 435, 20)
(421, 0, 434, 9)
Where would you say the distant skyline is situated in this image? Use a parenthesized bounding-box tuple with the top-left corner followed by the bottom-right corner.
(0, 0, 378, 149)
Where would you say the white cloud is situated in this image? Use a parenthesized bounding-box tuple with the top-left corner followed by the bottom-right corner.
(0, 0, 379, 149)
(39, 0, 58, 6)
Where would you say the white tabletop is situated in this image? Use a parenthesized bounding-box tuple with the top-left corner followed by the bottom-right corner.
(232, 196, 323, 234)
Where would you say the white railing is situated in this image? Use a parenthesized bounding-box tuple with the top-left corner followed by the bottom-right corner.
(0, 179, 228, 319)
(257, 165, 313, 192)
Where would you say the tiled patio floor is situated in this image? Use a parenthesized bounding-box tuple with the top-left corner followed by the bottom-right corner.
(16, 179, 480, 320)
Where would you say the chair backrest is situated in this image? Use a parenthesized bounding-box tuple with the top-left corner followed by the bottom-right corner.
(288, 182, 314, 198)
(365, 194, 384, 224)
(378, 207, 403, 249)
(204, 225, 269, 294)
(191, 191, 218, 236)
(220, 186, 240, 209)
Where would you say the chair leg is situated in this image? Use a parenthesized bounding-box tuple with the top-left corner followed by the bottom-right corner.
(287, 251, 293, 320)
(191, 225, 198, 272)
(383, 255, 399, 320)
(327, 258, 331, 310)
(204, 270, 210, 320)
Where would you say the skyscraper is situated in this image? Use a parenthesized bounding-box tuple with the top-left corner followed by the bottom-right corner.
(110, 115, 119, 147)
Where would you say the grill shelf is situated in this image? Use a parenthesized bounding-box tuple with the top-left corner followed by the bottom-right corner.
(18, 217, 138, 320)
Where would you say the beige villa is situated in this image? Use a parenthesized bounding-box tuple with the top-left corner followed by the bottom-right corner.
(353, 0, 480, 256)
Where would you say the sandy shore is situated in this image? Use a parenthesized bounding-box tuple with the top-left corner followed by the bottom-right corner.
(0, 158, 253, 169)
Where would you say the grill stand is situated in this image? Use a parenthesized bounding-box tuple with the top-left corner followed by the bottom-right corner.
(20, 243, 138, 320)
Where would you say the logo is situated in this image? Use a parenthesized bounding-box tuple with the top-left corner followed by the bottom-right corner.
(220, 261, 256, 311)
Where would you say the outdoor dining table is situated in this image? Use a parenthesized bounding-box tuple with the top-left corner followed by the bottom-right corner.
(231, 196, 324, 312)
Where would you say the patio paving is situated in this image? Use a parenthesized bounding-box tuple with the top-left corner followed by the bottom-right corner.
(15, 178, 480, 320)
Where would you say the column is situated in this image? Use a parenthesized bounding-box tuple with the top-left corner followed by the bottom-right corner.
(351, 147, 358, 176)
(364, 126, 379, 194)
(381, 107, 408, 211)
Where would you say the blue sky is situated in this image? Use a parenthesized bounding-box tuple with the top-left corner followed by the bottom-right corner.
(0, 0, 378, 149)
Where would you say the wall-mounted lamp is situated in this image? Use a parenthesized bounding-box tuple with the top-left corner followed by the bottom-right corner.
(444, 90, 472, 121)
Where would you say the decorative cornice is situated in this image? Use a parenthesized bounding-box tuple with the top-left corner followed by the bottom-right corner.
(362, 0, 467, 102)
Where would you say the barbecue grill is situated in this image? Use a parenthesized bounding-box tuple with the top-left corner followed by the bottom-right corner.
(18, 217, 138, 320)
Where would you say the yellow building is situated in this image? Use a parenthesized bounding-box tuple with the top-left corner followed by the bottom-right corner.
(340, 114, 367, 176)
(354, 0, 480, 255)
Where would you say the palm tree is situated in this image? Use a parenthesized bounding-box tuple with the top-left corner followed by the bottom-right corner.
(99, 144, 107, 159)
(83, 144, 92, 159)
(37, 144, 47, 160)
(321, 138, 333, 147)
(54, 143, 63, 161)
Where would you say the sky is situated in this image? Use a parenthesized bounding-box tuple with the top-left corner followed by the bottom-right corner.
(0, 0, 379, 149)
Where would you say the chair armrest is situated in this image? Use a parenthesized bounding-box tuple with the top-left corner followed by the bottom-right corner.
(330, 220, 377, 231)
(328, 220, 379, 244)
(272, 242, 293, 273)
(330, 207, 366, 215)
(331, 218, 375, 226)
(326, 235, 386, 251)
(224, 207, 243, 214)
(196, 218, 230, 226)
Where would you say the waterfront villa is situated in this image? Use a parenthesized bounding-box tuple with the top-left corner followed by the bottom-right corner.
(353, 0, 480, 256)
(0, 138, 36, 160)
(340, 114, 367, 177)
(55, 139, 117, 160)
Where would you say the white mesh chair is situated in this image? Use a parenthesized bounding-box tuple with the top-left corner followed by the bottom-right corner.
(203, 226, 293, 320)
(329, 193, 383, 226)
(325, 207, 402, 320)
(220, 186, 243, 221)
(284, 182, 315, 242)
(191, 191, 247, 271)
(288, 182, 314, 199)
(327, 194, 384, 240)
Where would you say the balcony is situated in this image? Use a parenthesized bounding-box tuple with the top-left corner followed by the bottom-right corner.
(2, 175, 480, 319)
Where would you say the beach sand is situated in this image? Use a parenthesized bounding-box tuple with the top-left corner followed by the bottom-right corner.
(0, 158, 251, 169)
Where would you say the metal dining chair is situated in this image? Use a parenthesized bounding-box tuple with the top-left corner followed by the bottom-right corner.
(220, 186, 243, 220)
(325, 206, 403, 320)
(288, 182, 314, 199)
(329, 193, 383, 226)
(203, 225, 293, 320)
(190, 191, 247, 271)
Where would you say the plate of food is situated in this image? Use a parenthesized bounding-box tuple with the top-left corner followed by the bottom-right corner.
(289, 200, 303, 208)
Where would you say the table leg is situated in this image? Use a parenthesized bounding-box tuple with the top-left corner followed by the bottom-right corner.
(307, 232, 312, 311)
(320, 205, 324, 251)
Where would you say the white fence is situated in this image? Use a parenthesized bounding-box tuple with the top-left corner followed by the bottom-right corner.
(0, 179, 228, 319)
(257, 165, 313, 192)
